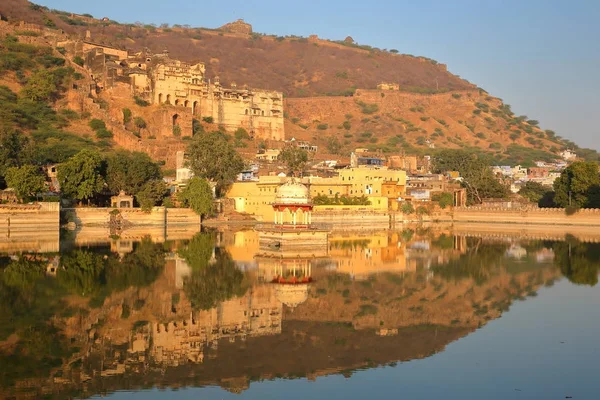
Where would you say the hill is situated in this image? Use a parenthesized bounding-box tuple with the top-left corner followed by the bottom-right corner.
(0, 0, 598, 167)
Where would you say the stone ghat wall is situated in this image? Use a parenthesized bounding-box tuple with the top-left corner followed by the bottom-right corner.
(313, 208, 390, 227)
(63, 207, 199, 227)
(451, 207, 600, 226)
(0, 202, 60, 231)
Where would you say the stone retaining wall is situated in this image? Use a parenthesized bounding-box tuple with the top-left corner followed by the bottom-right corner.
(0, 202, 60, 231)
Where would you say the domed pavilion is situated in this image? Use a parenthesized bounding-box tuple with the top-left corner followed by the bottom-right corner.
(272, 179, 313, 227)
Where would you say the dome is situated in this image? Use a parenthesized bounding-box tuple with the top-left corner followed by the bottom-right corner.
(274, 284, 309, 309)
(274, 179, 310, 205)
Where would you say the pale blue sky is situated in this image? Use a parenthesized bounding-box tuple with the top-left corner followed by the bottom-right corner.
(36, 0, 600, 150)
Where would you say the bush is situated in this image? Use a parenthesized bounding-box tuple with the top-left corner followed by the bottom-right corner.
(202, 116, 214, 123)
(452, 93, 462, 99)
(565, 205, 579, 216)
(401, 202, 414, 214)
(342, 120, 351, 130)
(234, 127, 250, 140)
(357, 101, 379, 114)
(317, 123, 328, 130)
(89, 119, 106, 130)
(95, 128, 113, 139)
(73, 56, 84, 67)
(122, 108, 132, 124)
(173, 125, 181, 137)
(134, 96, 150, 107)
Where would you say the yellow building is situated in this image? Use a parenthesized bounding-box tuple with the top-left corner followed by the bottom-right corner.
(226, 167, 406, 220)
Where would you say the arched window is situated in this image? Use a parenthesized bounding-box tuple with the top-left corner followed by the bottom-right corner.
(245, 109, 248, 115)
(158, 93, 163, 103)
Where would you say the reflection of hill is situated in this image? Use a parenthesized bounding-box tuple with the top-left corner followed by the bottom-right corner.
(0, 231, 572, 399)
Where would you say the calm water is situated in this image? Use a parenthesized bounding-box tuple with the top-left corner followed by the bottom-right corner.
(1, 227, 599, 400)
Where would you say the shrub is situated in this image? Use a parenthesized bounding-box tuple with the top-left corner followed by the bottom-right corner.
(134, 96, 150, 107)
(420, 116, 430, 121)
(202, 116, 214, 123)
(73, 56, 84, 66)
(342, 120, 351, 130)
(476, 132, 486, 139)
(89, 119, 106, 130)
(173, 125, 181, 137)
(452, 93, 462, 99)
(95, 128, 113, 139)
(234, 127, 250, 140)
(565, 205, 579, 216)
(357, 101, 379, 114)
(401, 202, 414, 214)
(489, 142, 502, 150)
(317, 123, 328, 130)
(122, 108, 132, 124)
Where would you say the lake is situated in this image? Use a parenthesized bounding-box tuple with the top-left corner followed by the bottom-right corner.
(0, 225, 599, 399)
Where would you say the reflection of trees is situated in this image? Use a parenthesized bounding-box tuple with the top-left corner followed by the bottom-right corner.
(180, 233, 248, 310)
(0, 324, 72, 388)
(554, 239, 600, 286)
(59, 236, 166, 306)
(431, 239, 509, 283)
(0, 257, 64, 340)
(178, 231, 216, 270)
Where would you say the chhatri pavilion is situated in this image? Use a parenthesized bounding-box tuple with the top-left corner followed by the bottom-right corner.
(271, 179, 314, 227)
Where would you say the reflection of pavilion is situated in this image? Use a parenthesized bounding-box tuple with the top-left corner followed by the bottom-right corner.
(255, 255, 315, 311)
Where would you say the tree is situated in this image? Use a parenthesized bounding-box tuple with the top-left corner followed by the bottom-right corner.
(186, 132, 244, 197)
(57, 149, 105, 203)
(4, 165, 45, 202)
(0, 126, 29, 185)
(437, 192, 454, 209)
(279, 145, 309, 176)
(401, 202, 414, 214)
(553, 161, 600, 208)
(133, 117, 146, 134)
(20, 69, 58, 102)
(326, 137, 342, 155)
(135, 180, 168, 211)
(122, 108, 132, 124)
(106, 151, 162, 195)
(519, 181, 552, 204)
(178, 177, 213, 218)
(432, 149, 508, 205)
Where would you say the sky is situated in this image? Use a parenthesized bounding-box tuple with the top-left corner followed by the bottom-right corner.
(35, 0, 600, 150)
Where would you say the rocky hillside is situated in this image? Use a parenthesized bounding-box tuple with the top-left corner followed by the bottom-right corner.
(1, 0, 597, 165)
(0, 0, 473, 97)
(284, 89, 568, 164)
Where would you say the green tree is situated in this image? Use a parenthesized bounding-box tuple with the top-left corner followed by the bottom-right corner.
(134, 117, 147, 134)
(401, 202, 415, 214)
(186, 132, 244, 196)
(326, 137, 342, 155)
(4, 165, 46, 202)
(122, 108, 132, 124)
(437, 192, 454, 209)
(519, 181, 552, 204)
(178, 177, 213, 218)
(279, 145, 309, 176)
(0, 126, 29, 184)
(57, 149, 105, 203)
(432, 149, 508, 204)
(20, 69, 58, 102)
(553, 161, 600, 208)
(135, 179, 167, 211)
(105, 151, 162, 195)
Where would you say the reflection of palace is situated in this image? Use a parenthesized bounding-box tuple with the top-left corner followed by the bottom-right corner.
(130, 284, 284, 367)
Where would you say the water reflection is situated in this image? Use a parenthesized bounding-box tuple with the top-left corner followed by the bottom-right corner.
(0, 226, 599, 398)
